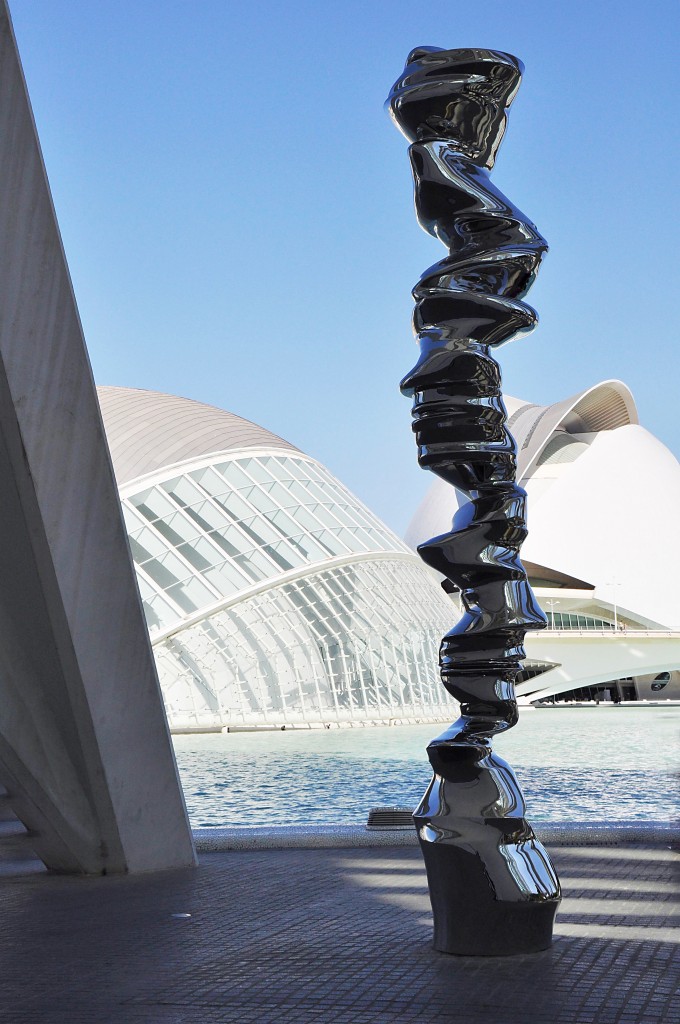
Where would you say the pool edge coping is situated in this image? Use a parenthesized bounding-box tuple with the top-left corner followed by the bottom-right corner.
(193, 821, 678, 852)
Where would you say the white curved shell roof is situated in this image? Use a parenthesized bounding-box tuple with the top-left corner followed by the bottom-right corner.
(97, 386, 299, 487)
(406, 379, 639, 549)
(509, 379, 637, 480)
(405, 379, 680, 630)
(520, 422, 680, 630)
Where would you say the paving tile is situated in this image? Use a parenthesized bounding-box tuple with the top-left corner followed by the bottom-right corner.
(0, 843, 676, 1023)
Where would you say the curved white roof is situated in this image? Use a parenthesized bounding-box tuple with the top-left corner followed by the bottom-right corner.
(97, 386, 299, 487)
(520, 422, 680, 630)
(509, 379, 637, 479)
(405, 379, 680, 630)
(406, 379, 639, 548)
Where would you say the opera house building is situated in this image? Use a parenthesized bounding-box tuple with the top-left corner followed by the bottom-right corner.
(98, 386, 456, 731)
(98, 379, 680, 733)
(407, 379, 680, 706)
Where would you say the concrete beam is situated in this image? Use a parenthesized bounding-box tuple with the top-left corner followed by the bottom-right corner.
(0, 1, 196, 873)
(521, 632, 680, 702)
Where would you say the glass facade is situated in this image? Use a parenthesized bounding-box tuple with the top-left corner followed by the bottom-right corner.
(121, 451, 456, 730)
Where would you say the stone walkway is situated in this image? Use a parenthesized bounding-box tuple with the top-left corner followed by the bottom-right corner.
(0, 843, 677, 1023)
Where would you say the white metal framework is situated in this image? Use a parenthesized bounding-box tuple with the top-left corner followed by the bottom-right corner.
(99, 389, 457, 731)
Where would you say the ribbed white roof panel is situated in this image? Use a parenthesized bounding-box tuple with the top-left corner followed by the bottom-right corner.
(514, 379, 637, 480)
(97, 387, 299, 487)
(536, 434, 590, 467)
(405, 379, 640, 551)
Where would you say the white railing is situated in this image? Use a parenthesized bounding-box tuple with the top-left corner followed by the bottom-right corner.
(535, 629, 679, 639)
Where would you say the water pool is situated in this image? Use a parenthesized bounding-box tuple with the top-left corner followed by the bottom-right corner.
(172, 706, 679, 827)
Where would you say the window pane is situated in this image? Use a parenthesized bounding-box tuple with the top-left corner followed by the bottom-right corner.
(129, 487, 177, 522)
(163, 475, 209, 507)
(238, 458, 272, 485)
(214, 461, 256, 491)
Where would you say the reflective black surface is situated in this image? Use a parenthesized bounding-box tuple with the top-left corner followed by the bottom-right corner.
(387, 47, 561, 956)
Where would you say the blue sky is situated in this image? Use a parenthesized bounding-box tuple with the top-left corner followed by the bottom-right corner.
(9, 0, 679, 534)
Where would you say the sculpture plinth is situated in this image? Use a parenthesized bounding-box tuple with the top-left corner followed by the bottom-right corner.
(387, 46, 561, 955)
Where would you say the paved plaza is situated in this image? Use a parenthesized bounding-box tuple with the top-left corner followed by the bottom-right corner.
(0, 842, 677, 1024)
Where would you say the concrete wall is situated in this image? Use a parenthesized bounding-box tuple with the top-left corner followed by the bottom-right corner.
(0, 1, 195, 873)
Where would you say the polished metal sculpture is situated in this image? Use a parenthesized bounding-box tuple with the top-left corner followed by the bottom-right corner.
(387, 47, 561, 955)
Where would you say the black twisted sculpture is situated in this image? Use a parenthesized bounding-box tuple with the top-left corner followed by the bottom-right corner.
(387, 47, 561, 955)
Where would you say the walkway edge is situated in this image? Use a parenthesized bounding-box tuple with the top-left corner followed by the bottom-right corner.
(193, 820, 677, 852)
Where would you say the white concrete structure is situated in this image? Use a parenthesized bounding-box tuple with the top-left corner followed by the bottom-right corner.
(98, 387, 457, 731)
(407, 380, 680, 701)
(516, 632, 680, 702)
(0, 2, 195, 873)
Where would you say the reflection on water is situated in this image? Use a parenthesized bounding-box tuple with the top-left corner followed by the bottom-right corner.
(172, 707, 679, 828)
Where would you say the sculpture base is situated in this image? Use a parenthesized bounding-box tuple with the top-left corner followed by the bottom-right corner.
(418, 837, 560, 956)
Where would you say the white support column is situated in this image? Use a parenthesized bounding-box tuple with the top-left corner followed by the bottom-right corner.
(0, 1, 196, 873)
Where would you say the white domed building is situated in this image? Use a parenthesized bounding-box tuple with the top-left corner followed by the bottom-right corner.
(98, 387, 456, 731)
(406, 380, 680, 703)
